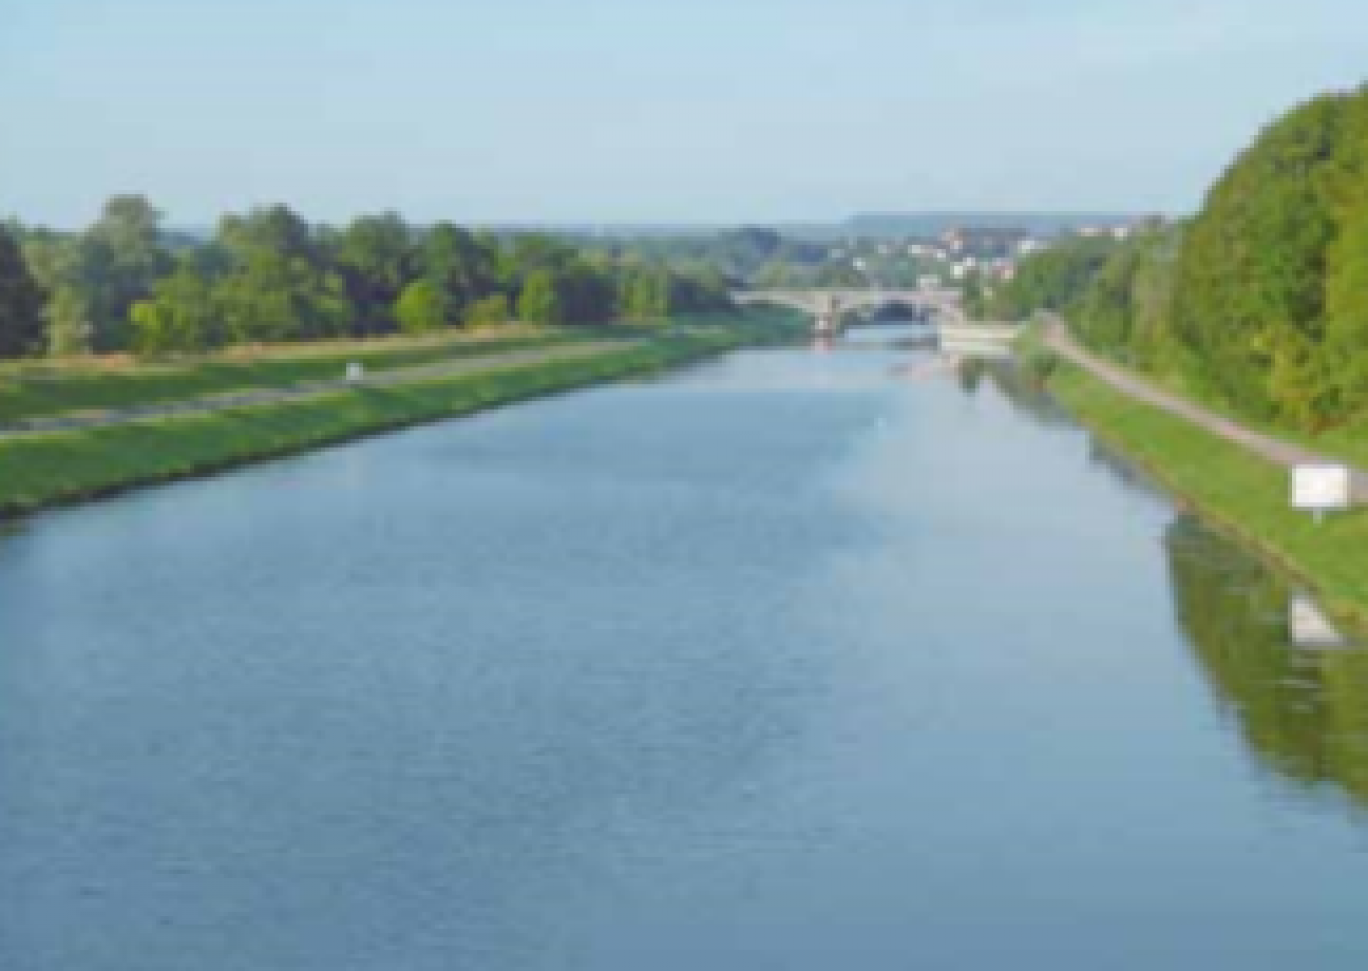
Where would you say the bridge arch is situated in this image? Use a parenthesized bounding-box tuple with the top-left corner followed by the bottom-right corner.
(732, 288, 965, 334)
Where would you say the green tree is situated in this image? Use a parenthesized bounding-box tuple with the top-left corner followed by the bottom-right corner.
(557, 259, 617, 323)
(715, 227, 784, 279)
(5, 203, 784, 359)
(619, 265, 671, 321)
(211, 205, 354, 346)
(464, 293, 511, 326)
(14, 201, 166, 355)
(517, 268, 562, 324)
(0, 225, 45, 357)
(333, 213, 413, 335)
(128, 258, 217, 356)
(676, 263, 732, 312)
(960, 268, 987, 319)
(753, 259, 795, 289)
(81, 195, 172, 350)
(1168, 89, 1366, 427)
(422, 223, 497, 318)
(45, 286, 95, 356)
(394, 278, 449, 333)
(218, 205, 315, 264)
(988, 235, 1119, 320)
(1320, 168, 1368, 419)
(215, 248, 353, 346)
(813, 261, 866, 288)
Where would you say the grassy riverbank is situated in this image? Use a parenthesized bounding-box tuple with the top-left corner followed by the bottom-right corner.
(0, 326, 594, 425)
(0, 314, 804, 517)
(1018, 327, 1368, 631)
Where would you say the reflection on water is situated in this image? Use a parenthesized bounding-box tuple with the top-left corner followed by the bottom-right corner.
(954, 357, 1076, 428)
(1165, 517, 1368, 810)
(954, 357, 987, 394)
(5, 338, 1368, 968)
(1289, 594, 1352, 649)
(1083, 436, 1178, 506)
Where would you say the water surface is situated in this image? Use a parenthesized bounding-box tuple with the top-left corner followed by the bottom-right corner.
(2, 327, 1366, 969)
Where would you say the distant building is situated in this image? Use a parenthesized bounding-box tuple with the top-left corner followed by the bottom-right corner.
(1075, 222, 1139, 241)
(940, 227, 1031, 260)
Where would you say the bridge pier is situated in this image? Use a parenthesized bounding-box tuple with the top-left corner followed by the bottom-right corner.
(815, 295, 843, 336)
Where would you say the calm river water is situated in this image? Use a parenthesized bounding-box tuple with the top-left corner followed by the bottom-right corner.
(2, 328, 1367, 969)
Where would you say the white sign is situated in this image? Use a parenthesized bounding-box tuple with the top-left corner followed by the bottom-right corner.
(1292, 463, 1351, 513)
(346, 362, 365, 383)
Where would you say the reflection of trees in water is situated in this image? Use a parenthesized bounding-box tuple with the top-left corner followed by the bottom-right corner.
(1165, 516, 1368, 809)
(955, 359, 1075, 429)
(955, 358, 987, 395)
(955, 359, 1174, 505)
(1084, 436, 1173, 505)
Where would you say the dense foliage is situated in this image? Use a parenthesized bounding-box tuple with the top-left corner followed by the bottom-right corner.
(579, 226, 832, 290)
(1170, 88, 1368, 428)
(989, 84, 1368, 434)
(0, 225, 46, 357)
(3, 199, 733, 360)
(968, 234, 1124, 322)
(1070, 227, 1183, 368)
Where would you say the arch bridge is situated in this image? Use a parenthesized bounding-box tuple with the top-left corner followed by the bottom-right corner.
(732, 287, 966, 335)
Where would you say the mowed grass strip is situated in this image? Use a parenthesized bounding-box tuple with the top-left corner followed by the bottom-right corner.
(0, 331, 738, 516)
(1047, 362, 1368, 631)
(0, 326, 598, 425)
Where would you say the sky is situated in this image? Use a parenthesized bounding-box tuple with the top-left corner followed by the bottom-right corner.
(3, 0, 1367, 229)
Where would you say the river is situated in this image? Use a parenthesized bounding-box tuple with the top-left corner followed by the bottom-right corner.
(2, 327, 1367, 969)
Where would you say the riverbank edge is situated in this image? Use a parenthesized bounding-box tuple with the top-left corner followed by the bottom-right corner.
(1015, 325, 1368, 634)
(0, 321, 801, 519)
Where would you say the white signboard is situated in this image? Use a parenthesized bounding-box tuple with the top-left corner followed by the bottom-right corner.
(1292, 463, 1351, 513)
(346, 362, 365, 383)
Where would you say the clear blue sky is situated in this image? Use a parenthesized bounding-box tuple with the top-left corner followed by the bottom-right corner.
(3, 0, 1366, 228)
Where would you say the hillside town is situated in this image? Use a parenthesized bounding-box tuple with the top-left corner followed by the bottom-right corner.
(826, 220, 1154, 290)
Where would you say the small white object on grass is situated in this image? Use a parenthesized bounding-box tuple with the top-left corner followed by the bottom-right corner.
(1291, 463, 1351, 523)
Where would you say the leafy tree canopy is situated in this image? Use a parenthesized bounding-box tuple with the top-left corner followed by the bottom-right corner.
(0, 225, 46, 358)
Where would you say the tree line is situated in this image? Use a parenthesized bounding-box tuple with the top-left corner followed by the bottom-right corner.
(579, 227, 833, 289)
(974, 82, 1368, 434)
(0, 199, 734, 359)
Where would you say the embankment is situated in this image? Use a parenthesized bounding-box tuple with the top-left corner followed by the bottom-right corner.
(1019, 327, 1368, 631)
(0, 321, 797, 517)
